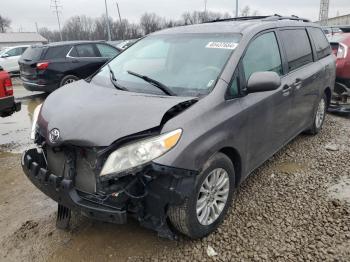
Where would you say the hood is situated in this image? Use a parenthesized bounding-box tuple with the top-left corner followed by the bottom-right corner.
(38, 80, 194, 147)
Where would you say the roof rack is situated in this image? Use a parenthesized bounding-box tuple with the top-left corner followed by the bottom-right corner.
(205, 14, 311, 24)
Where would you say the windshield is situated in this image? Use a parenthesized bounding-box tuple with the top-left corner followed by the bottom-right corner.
(0, 48, 10, 55)
(92, 33, 241, 97)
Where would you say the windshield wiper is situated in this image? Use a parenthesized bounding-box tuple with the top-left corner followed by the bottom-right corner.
(127, 70, 176, 96)
(107, 64, 129, 91)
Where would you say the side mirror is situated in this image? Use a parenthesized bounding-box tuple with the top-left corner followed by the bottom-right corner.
(247, 71, 281, 93)
(1, 54, 9, 58)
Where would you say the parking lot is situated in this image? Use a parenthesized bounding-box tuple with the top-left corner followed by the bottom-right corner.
(0, 79, 349, 261)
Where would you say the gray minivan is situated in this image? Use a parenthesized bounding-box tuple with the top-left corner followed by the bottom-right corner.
(22, 15, 336, 239)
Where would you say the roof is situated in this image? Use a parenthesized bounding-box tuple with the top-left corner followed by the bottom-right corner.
(0, 32, 47, 43)
(44, 40, 106, 47)
(153, 16, 318, 36)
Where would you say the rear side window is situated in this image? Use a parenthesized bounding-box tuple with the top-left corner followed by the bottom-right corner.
(280, 29, 313, 71)
(309, 27, 331, 60)
(6, 47, 23, 57)
(242, 32, 283, 81)
(44, 46, 71, 59)
(96, 44, 119, 58)
(75, 44, 97, 57)
(21, 46, 44, 61)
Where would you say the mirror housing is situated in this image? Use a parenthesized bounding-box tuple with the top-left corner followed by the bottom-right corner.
(247, 71, 281, 93)
(1, 54, 9, 58)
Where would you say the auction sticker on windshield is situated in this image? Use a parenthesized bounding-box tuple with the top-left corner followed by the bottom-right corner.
(206, 42, 238, 50)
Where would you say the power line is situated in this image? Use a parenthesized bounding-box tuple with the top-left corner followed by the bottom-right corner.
(51, 0, 63, 41)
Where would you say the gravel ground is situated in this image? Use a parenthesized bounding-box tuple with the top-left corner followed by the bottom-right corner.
(0, 114, 349, 261)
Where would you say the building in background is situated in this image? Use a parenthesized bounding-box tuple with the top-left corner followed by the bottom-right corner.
(0, 32, 47, 48)
(325, 14, 350, 26)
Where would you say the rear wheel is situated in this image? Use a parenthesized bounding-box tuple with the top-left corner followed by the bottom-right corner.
(168, 153, 235, 239)
(60, 75, 79, 87)
(306, 93, 327, 135)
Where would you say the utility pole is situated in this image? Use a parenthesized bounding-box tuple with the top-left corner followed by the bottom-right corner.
(319, 0, 330, 26)
(116, 2, 123, 40)
(116, 2, 122, 24)
(235, 0, 239, 17)
(104, 0, 112, 41)
(35, 22, 39, 33)
(51, 0, 63, 41)
(204, 0, 208, 22)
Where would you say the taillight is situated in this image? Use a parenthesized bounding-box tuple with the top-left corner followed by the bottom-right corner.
(36, 61, 50, 70)
(337, 43, 348, 59)
(4, 78, 13, 96)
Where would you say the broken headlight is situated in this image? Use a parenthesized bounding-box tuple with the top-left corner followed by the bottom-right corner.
(100, 129, 182, 176)
(30, 103, 43, 140)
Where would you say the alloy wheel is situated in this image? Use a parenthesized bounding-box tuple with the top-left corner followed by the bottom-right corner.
(196, 168, 230, 226)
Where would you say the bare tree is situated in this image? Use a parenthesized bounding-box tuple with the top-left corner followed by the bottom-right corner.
(240, 6, 251, 17)
(181, 11, 230, 25)
(39, 27, 61, 42)
(0, 15, 11, 33)
(37, 9, 235, 42)
(140, 13, 164, 35)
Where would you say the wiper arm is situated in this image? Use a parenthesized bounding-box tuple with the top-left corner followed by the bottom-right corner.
(107, 64, 128, 91)
(127, 70, 176, 96)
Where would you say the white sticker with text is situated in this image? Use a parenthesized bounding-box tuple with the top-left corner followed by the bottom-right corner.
(205, 42, 238, 50)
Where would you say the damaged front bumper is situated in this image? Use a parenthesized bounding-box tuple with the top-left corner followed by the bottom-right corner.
(22, 148, 127, 223)
(21, 147, 197, 239)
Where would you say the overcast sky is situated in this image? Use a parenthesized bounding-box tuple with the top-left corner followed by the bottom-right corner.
(3, 0, 350, 32)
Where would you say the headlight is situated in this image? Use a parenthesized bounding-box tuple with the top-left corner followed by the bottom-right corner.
(30, 103, 43, 140)
(100, 129, 182, 176)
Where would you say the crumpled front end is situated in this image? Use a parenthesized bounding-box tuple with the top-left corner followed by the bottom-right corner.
(21, 144, 197, 239)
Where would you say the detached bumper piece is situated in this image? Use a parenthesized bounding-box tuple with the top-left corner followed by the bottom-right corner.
(329, 82, 350, 114)
(21, 148, 127, 224)
(329, 102, 350, 114)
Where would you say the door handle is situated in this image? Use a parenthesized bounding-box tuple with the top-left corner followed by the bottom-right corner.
(282, 85, 292, 96)
(72, 59, 79, 63)
(293, 78, 303, 90)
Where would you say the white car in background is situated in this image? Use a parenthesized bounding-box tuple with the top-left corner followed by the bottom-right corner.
(0, 45, 29, 74)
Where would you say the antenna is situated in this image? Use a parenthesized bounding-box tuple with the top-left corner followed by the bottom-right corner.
(51, 0, 63, 41)
(319, 0, 330, 26)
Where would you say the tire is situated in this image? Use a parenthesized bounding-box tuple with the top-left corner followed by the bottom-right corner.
(305, 93, 327, 135)
(168, 153, 235, 239)
(59, 75, 79, 87)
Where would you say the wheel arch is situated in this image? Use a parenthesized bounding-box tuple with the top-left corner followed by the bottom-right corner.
(219, 147, 242, 187)
(324, 87, 332, 106)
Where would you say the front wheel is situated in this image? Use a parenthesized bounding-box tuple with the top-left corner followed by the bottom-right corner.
(305, 94, 327, 135)
(168, 153, 235, 239)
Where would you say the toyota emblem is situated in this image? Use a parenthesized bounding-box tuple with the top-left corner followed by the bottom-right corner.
(49, 128, 60, 143)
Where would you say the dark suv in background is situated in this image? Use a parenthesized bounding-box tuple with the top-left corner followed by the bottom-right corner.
(19, 41, 120, 92)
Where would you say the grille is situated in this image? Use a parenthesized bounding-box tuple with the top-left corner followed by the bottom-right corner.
(46, 147, 97, 194)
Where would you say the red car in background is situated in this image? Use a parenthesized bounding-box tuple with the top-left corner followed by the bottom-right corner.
(0, 66, 21, 117)
(328, 33, 350, 113)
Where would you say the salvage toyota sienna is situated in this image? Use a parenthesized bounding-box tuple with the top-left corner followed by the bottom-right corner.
(22, 15, 336, 239)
